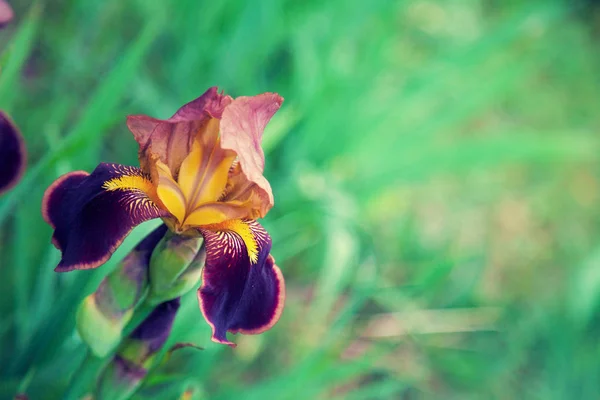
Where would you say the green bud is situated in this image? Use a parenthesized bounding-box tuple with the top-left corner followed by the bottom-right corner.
(76, 226, 167, 357)
(95, 356, 147, 400)
(147, 231, 206, 305)
(96, 299, 180, 400)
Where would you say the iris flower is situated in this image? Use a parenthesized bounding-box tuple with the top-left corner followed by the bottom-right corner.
(0, 0, 13, 28)
(1, 7, 25, 195)
(0, 111, 26, 195)
(42, 88, 285, 347)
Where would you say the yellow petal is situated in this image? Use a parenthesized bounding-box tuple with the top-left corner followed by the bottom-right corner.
(183, 205, 229, 227)
(156, 161, 186, 223)
(178, 119, 235, 210)
(182, 201, 249, 228)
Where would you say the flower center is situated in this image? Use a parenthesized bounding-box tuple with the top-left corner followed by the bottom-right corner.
(155, 126, 236, 231)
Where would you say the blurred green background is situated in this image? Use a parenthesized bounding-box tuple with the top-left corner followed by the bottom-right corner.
(1, 0, 600, 398)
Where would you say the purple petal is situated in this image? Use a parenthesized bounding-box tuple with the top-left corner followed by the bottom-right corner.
(197, 220, 285, 347)
(0, 1, 13, 28)
(0, 111, 26, 194)
(130, 298, 180, 354)
(42, 163, 168, 272)
(126, 87, 233, 176)
(219, 93, 283, 215)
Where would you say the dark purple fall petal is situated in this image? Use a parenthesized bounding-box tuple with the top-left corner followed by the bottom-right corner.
(127, 87, 233, 176)
(0, 111, 26, 194)
(130, 298, 180, 354)
(42, 163, 168, 272)
(0, 1, 13, 28)
(197, 220, 285, 347)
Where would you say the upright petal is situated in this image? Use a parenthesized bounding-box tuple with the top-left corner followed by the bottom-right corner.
(0, 1, 13, 28)
(126, 87, 233, 177)
(42, 163, 168, 272)
(177, 119, 236, 213)
(219, 93, 283, 216)
(0, 111, 26, 194)
(155, 160, 186, 224)
(197, 219, 285, 347)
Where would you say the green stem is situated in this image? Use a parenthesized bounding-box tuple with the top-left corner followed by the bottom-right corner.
(123, 298, 154, 336)
(63, 299, 155, 399)
(63, 349, 106, 400)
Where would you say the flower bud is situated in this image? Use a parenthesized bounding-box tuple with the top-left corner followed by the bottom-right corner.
(76, 226, 167, 357)
(147, 231, 206, 305)
(96, 298, 180, 400)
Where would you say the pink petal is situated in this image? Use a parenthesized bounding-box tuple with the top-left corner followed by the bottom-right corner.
(126, 87, 233, 176)
(0, 1, 13, 28)
(219, 93, 283, 215)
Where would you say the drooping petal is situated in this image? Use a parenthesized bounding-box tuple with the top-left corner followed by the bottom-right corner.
(126, 87, 233, 178)
(42, 163, 168, 272)
(0, 111, 26, 194)
(219, 93, 283, 217)
(197, 219, 285, 347)
(0, 1, 13, 28)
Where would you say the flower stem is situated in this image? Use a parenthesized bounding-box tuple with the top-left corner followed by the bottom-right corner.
(63, 349, 106, 400)
(63, 298, 155, 399)
(123, 298, 154, 336)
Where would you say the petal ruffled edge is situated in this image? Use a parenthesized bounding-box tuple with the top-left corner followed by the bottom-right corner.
(126, 87, 233, 176)
(42, 163, 168, 272)
(219, 93, 283, 216)
(0, 111, 26, 194)
(197, 219, 285, 347)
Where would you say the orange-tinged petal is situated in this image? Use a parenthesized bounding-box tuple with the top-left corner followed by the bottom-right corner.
(221, 163, 271, 219)
(156, 161, 186, 223)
